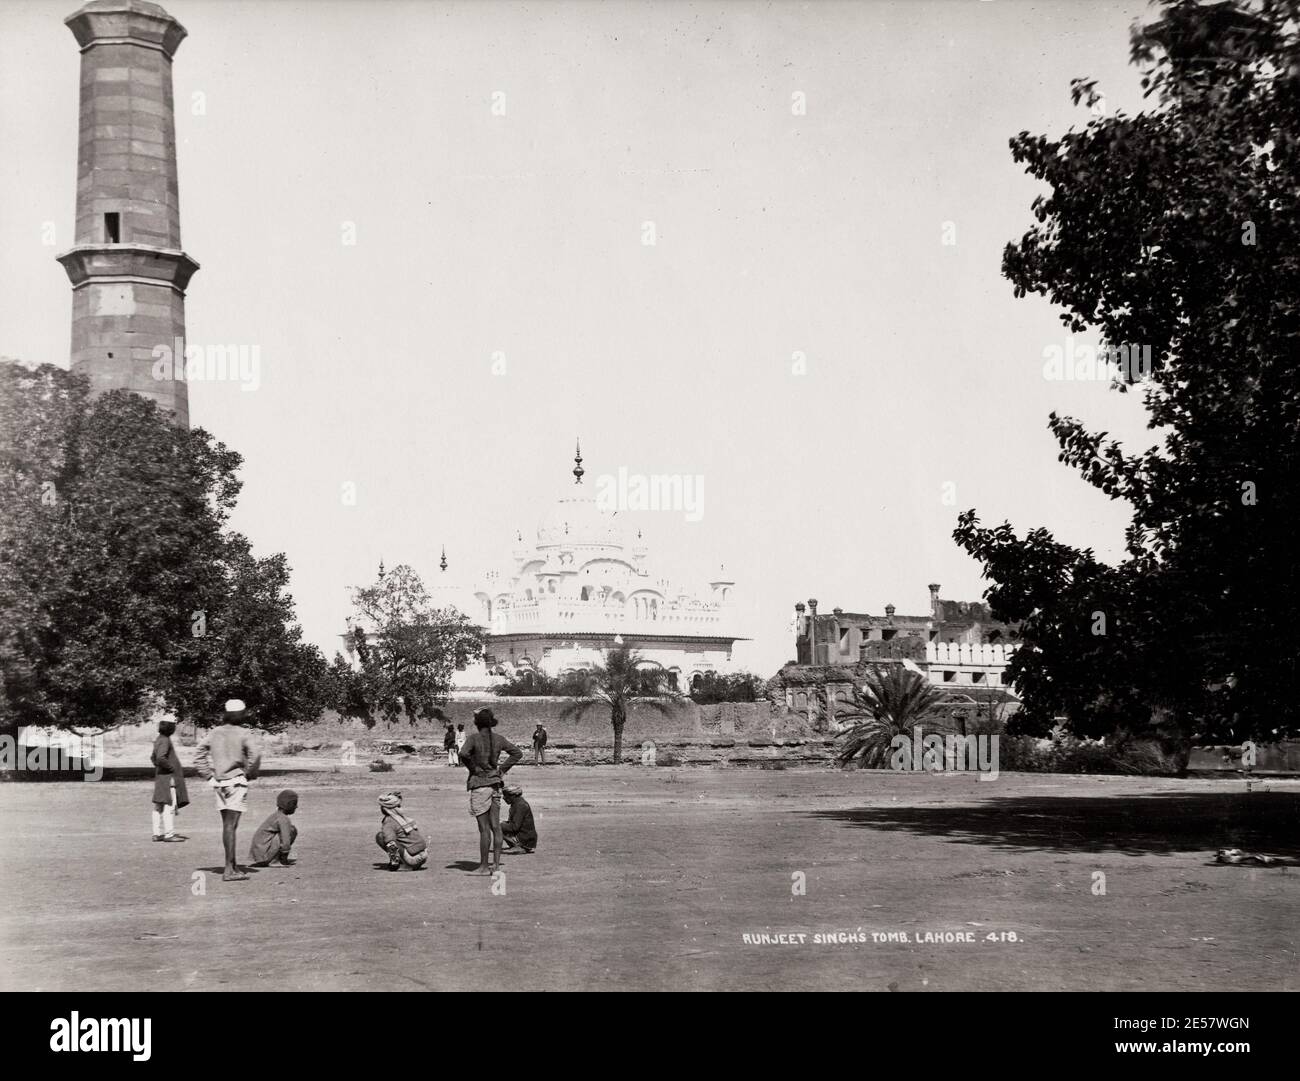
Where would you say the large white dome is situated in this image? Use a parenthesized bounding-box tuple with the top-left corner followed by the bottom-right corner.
(536, 490, 625, 548)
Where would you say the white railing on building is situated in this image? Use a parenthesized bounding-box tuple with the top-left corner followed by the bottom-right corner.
(489, 594, 732, 637)
(925, 642, 1018, 667)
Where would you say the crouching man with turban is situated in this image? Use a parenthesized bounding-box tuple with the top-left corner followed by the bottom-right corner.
(376, 792, 429, 871)
(501, 782, 537, 854)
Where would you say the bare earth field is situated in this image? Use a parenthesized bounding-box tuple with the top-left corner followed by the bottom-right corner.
(2, 765, 1297, 992)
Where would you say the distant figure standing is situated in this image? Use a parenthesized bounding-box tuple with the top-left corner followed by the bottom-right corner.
(532, 723, 548, 766)
(195, 699, 262, 882)
(458, 708, 522, 874)
(443, 723, 457, 766)
(150, 720, 189, 842)
(455, 723, 466, 756)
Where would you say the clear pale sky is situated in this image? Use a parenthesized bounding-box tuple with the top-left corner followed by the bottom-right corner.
(0, 0, 1157, 676)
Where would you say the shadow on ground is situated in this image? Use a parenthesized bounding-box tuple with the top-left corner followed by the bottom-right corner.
(96, 766, 315, 782)
(2, 766, 323, 783)
(810, 791, 1300, 856)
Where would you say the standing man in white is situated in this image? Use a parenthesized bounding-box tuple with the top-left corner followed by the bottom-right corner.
(195, 700, 262, 882)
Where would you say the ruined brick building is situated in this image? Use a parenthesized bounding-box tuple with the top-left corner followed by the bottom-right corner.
(793, 585, 1018, 666)
(775, 586, 1021, 727)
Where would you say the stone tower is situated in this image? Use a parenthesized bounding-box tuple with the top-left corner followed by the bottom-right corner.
(57, 0, 198, 427)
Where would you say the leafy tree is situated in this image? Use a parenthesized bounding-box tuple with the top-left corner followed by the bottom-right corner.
(492, 669, 589, 697)
(689, 670, 764, 704)
(165, 539, 332, 731)
(955, 0, 1300, 743)
(559, 647, 677, 761)
(837, 664, 945, 766)
(335, 562, 485, 725)
(0, 363, 329, 736)
(1, 365, 233, 732)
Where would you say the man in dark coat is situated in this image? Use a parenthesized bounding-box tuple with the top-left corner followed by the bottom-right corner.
(150, 720, 189, 842)
(501, 782, 537, 853)
(249, 789, 299, 866)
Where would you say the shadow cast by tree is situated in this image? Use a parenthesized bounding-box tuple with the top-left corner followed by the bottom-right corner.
(810, 791, 1300, 857)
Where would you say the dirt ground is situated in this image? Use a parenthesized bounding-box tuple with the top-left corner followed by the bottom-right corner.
(2, 765, 1297, 991)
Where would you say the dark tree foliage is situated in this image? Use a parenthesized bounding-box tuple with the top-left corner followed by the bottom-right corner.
(955, 0, 1300, 742)
(333, 563, 486, 725)
(166, 540, 332, 731)
(689, 671, 764, 704)
(0, 364, 330, 733)
(493, 669, 591, 697)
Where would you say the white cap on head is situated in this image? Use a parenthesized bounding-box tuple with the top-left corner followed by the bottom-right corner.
(224, 698, 246, 713)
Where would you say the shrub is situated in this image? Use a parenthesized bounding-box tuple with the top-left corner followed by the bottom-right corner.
(493, 670, 592, 697)
(997, 733, 1182, 776)
(689, 672, 764, 704)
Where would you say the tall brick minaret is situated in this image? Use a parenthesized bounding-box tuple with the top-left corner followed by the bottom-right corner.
(57, 0, 198, 427)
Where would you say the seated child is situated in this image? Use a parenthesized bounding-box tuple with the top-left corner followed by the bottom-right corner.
(249, 789, 298, 866)
(501, 782, 537, 853)
(375, 791, 428, 870)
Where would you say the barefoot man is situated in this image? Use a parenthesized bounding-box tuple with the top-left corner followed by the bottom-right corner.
(458, 708, 522, 874)
(195, 699, 262, 882)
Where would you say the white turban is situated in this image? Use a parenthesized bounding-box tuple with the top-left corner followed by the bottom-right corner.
(224, 698, 246, 713)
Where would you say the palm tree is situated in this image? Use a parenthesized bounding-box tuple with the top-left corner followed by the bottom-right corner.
(837, 663, 945, 767)
(559, 647, 677, 763)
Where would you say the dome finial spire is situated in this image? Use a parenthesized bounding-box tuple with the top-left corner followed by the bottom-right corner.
(439, 545, 447, 572)
(573, 438, 584, 485)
